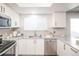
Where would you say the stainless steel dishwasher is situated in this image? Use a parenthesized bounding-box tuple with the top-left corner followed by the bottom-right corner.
(44, 38, 57, 56)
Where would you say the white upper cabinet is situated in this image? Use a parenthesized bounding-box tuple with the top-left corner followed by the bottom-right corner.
(0, 4, 20, 27)
(52, 12, 66, 28)
(35, 39, 44, 55)
(0, 3, 5, 14)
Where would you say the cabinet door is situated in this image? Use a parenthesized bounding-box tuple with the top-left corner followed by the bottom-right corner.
(64, 44, 71, 56)
(18, 39, 34, 55)
(57, 40, 65, 56)
(25, 39, 35, 55)
(57, 40, 71, 56)
(35, 39, 44, 55)
(0, 3, 5, 13)
(18, 39, 44, 55)
(53, 12, 66, 27)
(0, 4, 2, 12)
(18, 39, 27, 55)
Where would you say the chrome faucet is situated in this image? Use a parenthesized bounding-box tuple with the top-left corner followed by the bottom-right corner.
(34, 31, 37, 37)
(50, 31, 56, 37)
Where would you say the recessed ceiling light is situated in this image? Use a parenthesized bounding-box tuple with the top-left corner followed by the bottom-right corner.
(16, 3, 52, 7)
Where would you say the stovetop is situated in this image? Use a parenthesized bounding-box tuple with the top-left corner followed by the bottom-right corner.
(0, 40, 16, 53)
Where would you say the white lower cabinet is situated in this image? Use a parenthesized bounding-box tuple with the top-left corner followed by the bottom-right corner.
(18, 39, 34, 55)
(35, 39, 44, 55)
(57, 39, 79, 56)
(18, 38, 44, 55)
(57, 39, 65, 56)
(63, 44, 71, 56)
(21, 39, 34, 55)
(57, 39, 71, 56)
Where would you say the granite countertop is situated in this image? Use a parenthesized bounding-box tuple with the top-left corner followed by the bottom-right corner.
(10, 35, 79, 51)
(12, 36, 52, 39)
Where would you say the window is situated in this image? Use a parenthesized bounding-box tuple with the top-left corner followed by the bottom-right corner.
(70, 18, 79, 43)
(24, 15, 48, 30)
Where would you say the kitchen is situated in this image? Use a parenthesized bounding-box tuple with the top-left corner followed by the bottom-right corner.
(0, 3, 79, 56)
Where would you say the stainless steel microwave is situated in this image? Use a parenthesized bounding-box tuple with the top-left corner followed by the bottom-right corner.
(0, 15, 11, 27)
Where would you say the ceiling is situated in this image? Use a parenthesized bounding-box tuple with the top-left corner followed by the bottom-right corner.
(68, 6, 79, 12)
(6, 3, 52, 14)
(16, 3, 52, 7)
(6, 3, 79, 14)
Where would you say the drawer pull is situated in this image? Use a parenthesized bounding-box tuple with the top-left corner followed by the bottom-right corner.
(64, 44, 66, 50)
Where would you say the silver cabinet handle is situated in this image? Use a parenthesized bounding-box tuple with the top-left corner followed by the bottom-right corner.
(1, 5, 2, 12)
(64, 44, 66, 50)
(71, 48, 78, 53)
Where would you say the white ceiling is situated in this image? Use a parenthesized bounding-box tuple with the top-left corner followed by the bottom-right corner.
(68, 6, 79, 12)
(6, 3, 79, 14)
(16, 3, 52, 7)
(6, 3, 52, 14)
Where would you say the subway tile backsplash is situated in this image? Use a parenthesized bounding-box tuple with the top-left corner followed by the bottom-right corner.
(0, 28, 65, 40)
(20, 29, 65, 38)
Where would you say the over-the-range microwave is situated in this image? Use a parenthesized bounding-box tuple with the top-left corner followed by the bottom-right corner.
(0, 14, 11, 27)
